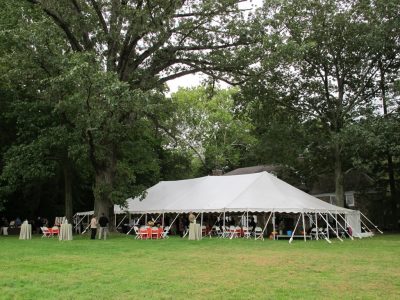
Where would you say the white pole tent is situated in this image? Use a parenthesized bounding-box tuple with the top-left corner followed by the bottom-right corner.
(79, 172, 381, 242)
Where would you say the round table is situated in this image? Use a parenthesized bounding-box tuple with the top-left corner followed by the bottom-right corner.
(19, 221, 32, 240)
(59, 223, 73, 241)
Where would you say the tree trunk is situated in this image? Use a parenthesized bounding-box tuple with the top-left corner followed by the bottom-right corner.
(63, 161, 73, 222)
(334, 139, 345, 207)
(94, 169, 115, 230)
(380, 62, 397, 228)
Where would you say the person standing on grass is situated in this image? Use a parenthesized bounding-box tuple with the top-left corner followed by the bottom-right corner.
(90, 215, 97, 240)
(98, 213, 109, 240)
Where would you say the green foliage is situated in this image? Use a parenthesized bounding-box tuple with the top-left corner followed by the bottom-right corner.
(169, 86, 256, 173)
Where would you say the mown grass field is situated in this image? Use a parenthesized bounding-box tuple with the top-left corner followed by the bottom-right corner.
(0, 234, 399, 300)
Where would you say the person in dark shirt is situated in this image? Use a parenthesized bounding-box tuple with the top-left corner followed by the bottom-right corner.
(98, 213, 109, 240)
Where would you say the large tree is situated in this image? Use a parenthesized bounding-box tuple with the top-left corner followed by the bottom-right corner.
(247, 0, 399, 207)
(24, 0, 255, 219)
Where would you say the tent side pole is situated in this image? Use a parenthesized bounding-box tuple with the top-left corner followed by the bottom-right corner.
(223, 211, 226, 238)
(200, 212, 203, 238)
(360, 219, 372, 233)
(325, 211, 341, 239)
(336, 213, 356, 240)
(327, 211, 350, 237)
(246, 210, 249, 235)
(359, 211, 383, 234)
(318, 212, 343, 242)
(116, 215, 127, 230)
(289, 214, 302, 244)
(164, 213, 180, 237)
(305, 212, 331, 244)
(301, 212, 306, 242)
(126, 214, 145, 235)
(145, 214, 147, 225)
(272, 212, 276, 240)
(162, 212, 165, 228)
(325, 213, 329, 239)
(259, 212, 272, 240)
(315, 212, 319, 240)
(335, 211, 338, 235)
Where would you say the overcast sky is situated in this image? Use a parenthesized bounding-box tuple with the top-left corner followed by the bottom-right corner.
(166, 0, 262, 95)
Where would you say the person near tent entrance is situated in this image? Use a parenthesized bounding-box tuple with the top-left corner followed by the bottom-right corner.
(90, 215, 97, 240)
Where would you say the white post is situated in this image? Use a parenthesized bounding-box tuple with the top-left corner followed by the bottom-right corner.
(315, 212, 319, 240)
(200, 212, 203, 238)
(359, 211, 383, 234)
(223, 211, 226, 238)
(325, 213, 329, 239)
(114, 213, 117, 228)
(302, 212, 306, 242)
(272, 212, 276, 240)
(162, 212, 165, 228)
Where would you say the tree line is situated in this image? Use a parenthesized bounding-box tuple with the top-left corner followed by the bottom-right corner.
(0, 0, 398, 228)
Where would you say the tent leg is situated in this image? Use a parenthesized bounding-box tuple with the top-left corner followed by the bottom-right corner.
(200, 212, 203, 239)
(318, 213, 342, 242)
(329, 213, 354, 240)
(306, 212, 331, 244)
(259, 212, 272, 240)
(223, 211, 226, 238)
(335, 211, 338, 236)
(315, 212, 319, 240)
(335, 213, 355, 240)
(272, 212, 276, 240)
(302, 212, 306, 242)
(116, 215, 127, 230)
(325, 213, 329, 239)
(360, 219, 372, 233)
(360, 211, 383, 234)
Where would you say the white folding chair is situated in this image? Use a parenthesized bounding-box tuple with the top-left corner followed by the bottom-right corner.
(242, 227, 251, 239)
(41, 227, 52, 238)
(162, 226, 170, 239)
(254, 227, 263, 240)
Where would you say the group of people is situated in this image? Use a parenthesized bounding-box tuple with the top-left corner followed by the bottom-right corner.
(0, 216, 51, 235)
(89, 213, 110, 240)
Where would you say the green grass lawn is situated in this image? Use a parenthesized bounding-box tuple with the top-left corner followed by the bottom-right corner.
(0, 234, 399, 300)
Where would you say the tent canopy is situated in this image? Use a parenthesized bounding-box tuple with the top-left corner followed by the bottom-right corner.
(116, 172, 354, 215)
